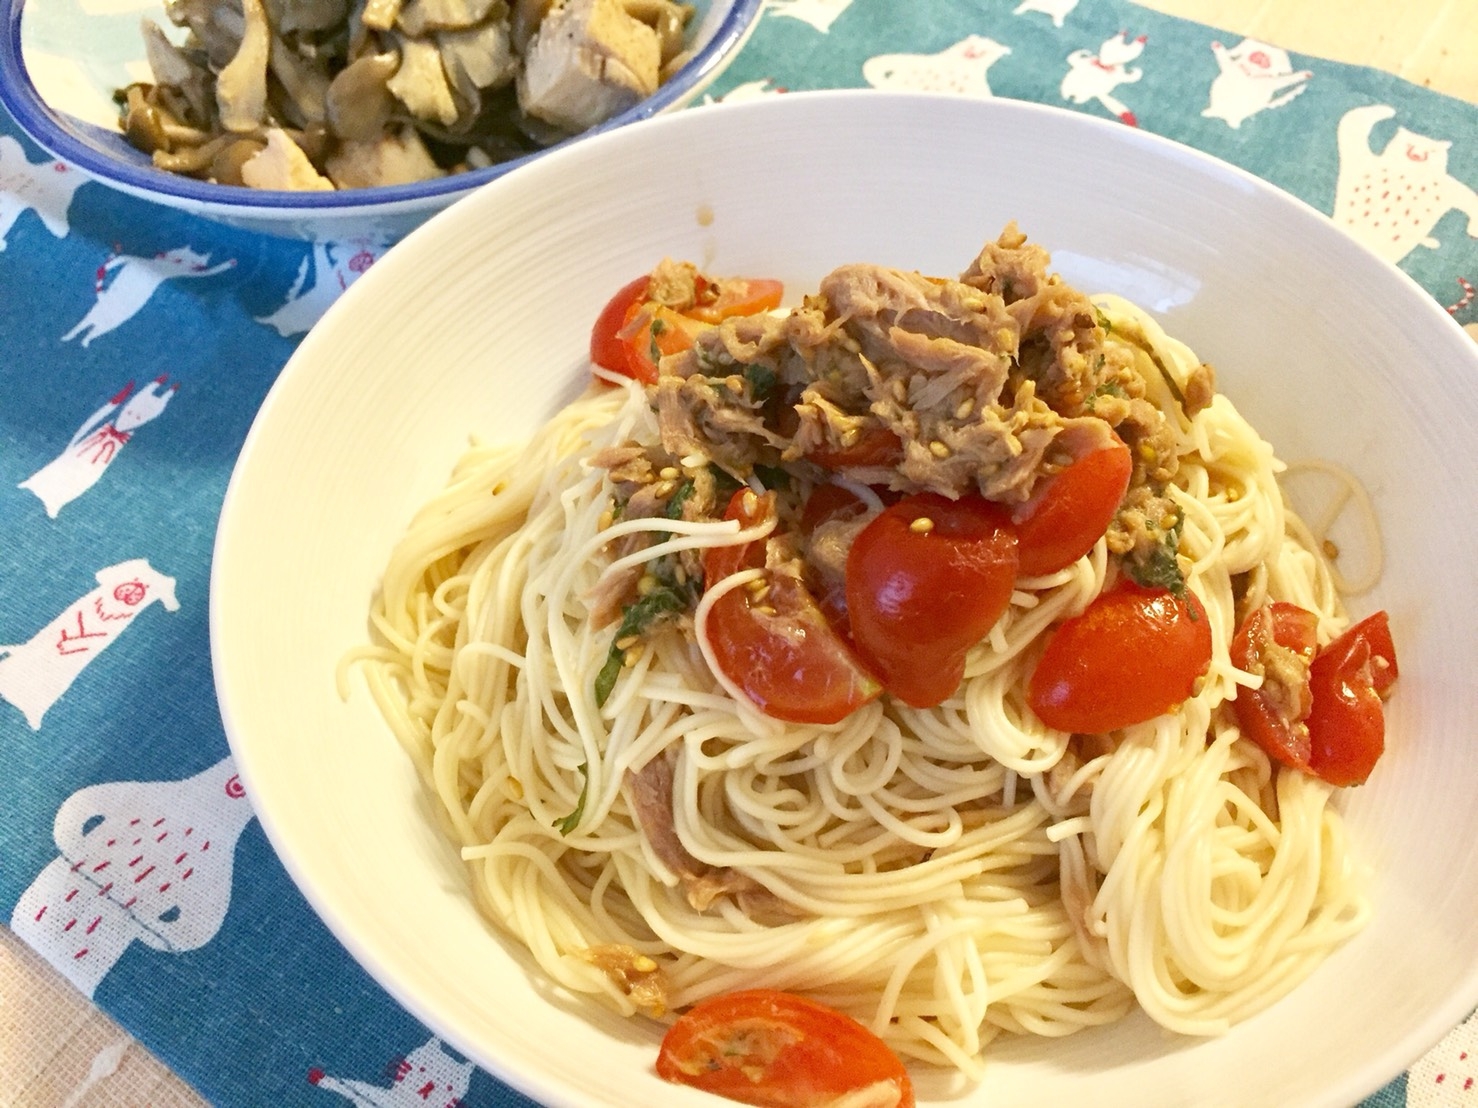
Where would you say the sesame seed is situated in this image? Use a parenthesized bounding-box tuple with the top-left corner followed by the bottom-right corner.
(623, 646, 643, 667)
(741, 490, 759, 514)
(954, 397, 975, 420)
(637, 574, 658, 596)
(615, 634, 640, 650)
(910, 517, 935, 534)
(680, 452, 708, 469)
(491, 481, 506, 495)
(659, 466, 680, 481)
(505, 777, 524, 800)
(633, 955, 658, 973)
(653, 480, 676, 498)
(725, 375, 745, 393)
(841, 427, 861, 447)
(1322, 539, 1341, 559)
(929, 440, 951, 458)
(1138, 443, 1157, 462)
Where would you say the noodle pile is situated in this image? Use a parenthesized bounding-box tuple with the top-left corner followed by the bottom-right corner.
(346, 287, 1371, 1076)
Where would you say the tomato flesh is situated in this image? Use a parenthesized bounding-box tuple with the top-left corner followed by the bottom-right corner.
(686, 277, 785, 323)
(1305, 611, 1397, 786)
(1028, 583, 1212, 733)
(845, 493, 1018, 708)
(1012, 436, 1132, 577)
(807, 426, 904, 470)
(619, 304, 700, 384)
(703, 490, 881, 724)
(656, 989, 914, 1108)
(590, 276, 650, 377)
(1229, 601, 1320, 770)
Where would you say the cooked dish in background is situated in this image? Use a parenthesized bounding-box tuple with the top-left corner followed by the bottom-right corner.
(116, 0, 694, 189)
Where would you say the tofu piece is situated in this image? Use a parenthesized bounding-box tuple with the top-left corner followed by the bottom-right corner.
(326, 127, 446, 188)
(240, 128, 335, 190)
(516, 0, 660, 133)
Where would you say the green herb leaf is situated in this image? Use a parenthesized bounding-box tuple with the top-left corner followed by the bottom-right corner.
(1123, 520, 1188, 599)
(555, 762, 589, 835)
(593, 585, 694, 707)
(1093, 306, 1114, 334)
(753, 464, 790, 492)
(743, 363, 777, 401)
(648, 318, 667, 366)
(664, 478, 695, 520)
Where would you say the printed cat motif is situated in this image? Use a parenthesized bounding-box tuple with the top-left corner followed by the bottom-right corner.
(309, 1037, 474, 1107)
(1013, 0, 1079, 28)
(1202, 38, 1312, 129)
(765, 0, 854, 34)
(1060, 31, 1146, 126)
(1333, 105, 1478, 265)
(863, 36, 1011, 98)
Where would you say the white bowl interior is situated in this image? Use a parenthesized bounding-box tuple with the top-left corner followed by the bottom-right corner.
(211, 90, 1478, 1108)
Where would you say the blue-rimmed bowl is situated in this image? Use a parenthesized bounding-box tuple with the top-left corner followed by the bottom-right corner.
(0, 0, 761, 239)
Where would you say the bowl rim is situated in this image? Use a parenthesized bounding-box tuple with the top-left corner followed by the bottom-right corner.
(211, 88, 1478, 1108)
(0, 0, 762, 210)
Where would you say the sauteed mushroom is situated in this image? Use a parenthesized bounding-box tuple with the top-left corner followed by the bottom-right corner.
(115, 0, 694, 190)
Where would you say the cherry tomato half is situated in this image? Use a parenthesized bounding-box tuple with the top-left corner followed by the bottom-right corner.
(618, 304, 700, 384)
(807, 426, 904, 470)
(1229, 601, 1320, 771)
(845, 493, 1019, 708)
(703, 490, 881, 724)
(1028, 583, 1212, 733)
(590, 276, 650, 376)
(685, 277, 785, 324)
(1305, 611, 1398, 786)
(656, 989, 915, 1108)
(1012, 434, 1133, 577)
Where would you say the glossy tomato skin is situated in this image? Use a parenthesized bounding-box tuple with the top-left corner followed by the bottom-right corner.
(845, 493, 1018, 708)
(685, 277, 785, 323)
(1229, 601, 1320, 771)
(618, 304, 699, 383)
(807, 426, 904, 470)
(656, 989, 915, 1108)
(703, 490, 881, 724)
(1012, 436, 1133, 577)
(590, 276, 650, 377)
(1028, 583, 1212, 733)
(1306, 611, 1398, 786)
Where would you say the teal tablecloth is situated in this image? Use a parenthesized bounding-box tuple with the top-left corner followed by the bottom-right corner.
(2, 0, 1475, 1104)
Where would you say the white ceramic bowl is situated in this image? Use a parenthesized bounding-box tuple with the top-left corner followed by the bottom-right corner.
(0, 0, 760, 240)
(212, 91, 1478, 1107)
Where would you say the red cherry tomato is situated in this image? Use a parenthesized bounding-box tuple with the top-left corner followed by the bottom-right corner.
(1229, 601, 1320, 770)
(1028, 583, 1212, 733)
(685, 277, 785, 323)
(703, 490, 881, 724)
(1012, 435, 1133, 577)
(807, 426, 904, 470)
(1305, 611, 1398, 786)
(590, 276, 650, 377)
(845, 493, 1019, 708)
(618, 303, 700, 384)
(656, 989, 915, 1108)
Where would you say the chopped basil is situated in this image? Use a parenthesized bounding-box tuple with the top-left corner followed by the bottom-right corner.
(1087, 380, 1128, 403)
(664, 479, 695, 520)
(1123, 518, 1188, 599)
(648, 318, 666, 366)
(593, 582, 696, 707)
(554, 762, 589, 835)
(743, 363, 777, 401)
(753, 464, 790, 492)
(1093, 306, 1114, 334)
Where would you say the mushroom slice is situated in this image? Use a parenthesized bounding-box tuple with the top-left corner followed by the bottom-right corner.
(397, 0, 506, 36)
(516, 0, 659, 133)
(215, 0, 272, 132)
(325, 125, 445, 187)
(621, 0, 689, 66)
(268, 34, 332, 125)
(264, 0, 351, 35)
(240, 127, 335, 189)
(438, 19, 517, 98)
(386, 36, 460, 126)
(325, 51, 401, 141)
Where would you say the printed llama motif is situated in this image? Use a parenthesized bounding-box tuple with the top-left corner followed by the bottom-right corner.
(1061, 31, 1146, 126)
(1013, 0, 1079, 28)
(0, 558, 179, 730)
(255, 235, 389, 337)
(863, 36, 1011, 97)
(1202, 38, 1312, 129)
(1332, 104, 1478, 265)
(1407, 1008, 1478, 1103)
(764, 0, 854, 34)
(9, 757, 255, 998)
(19, 377, 178, 518)
(62, 246, 236, 348)
(308, 1038, 475, 1107)
(0, 135, 86, 251)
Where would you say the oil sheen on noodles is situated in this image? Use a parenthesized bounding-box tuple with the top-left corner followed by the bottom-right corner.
(346, 293, 1371, 1076)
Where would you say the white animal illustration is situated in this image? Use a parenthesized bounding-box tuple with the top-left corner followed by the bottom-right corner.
(1013, 0, 1079, 28)
(1061, 31, 1146, 126)
(308, 1038, 475, 1107)
(61, 246, 236, 347)
(863, 36, 1011, 98)
(1406, 1007, 1478, 1105)
(0, 135, 86, 251)
(1202, 38, 1312, 129)
(19, 377, 178, 518)
(765, 0, 854, 34)
(1332, 104, 1478, 264)
(0, 558, 179, 730)
(256, 235, 389, 337)
(10, 757, 255, 998)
